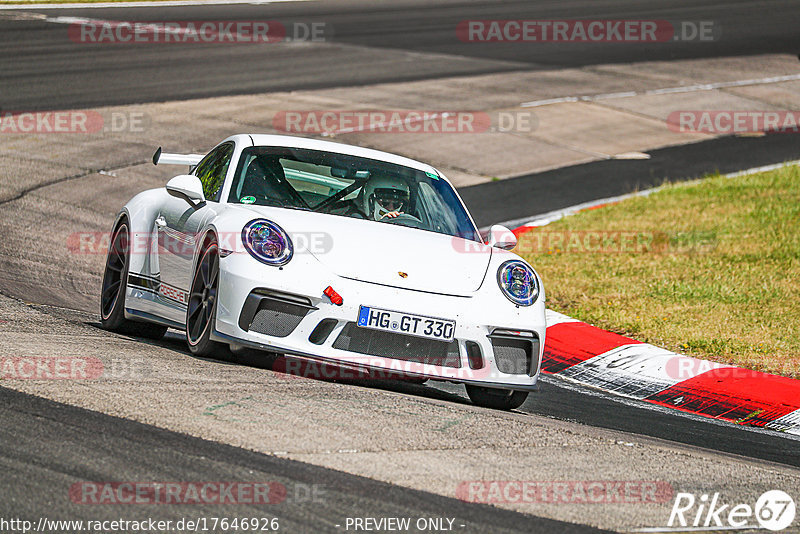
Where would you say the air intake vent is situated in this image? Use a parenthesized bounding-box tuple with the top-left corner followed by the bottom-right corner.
(249, 300, 309, 338)
(489, 331, 540, 375)
(239, 290, 314, 338)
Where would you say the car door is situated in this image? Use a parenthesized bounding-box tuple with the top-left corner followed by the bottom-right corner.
(155, 142, 234, 319)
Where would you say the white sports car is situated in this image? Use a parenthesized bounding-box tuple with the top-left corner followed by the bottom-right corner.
(100, 134, 546, 409)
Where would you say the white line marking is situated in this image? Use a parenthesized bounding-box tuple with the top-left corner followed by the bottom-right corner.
(520, 96, 579, 107)
(765, 408, 800, 435)
(592, 90, 638, 100)
(613, 151, 650, 160)
(559, 343, 733, 401)
(0, 0, 311, 9)
(721, 159, 800, 179)
(520, 74, 800, 108)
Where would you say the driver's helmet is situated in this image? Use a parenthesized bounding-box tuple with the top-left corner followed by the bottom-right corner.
(361, 175, 410, 220)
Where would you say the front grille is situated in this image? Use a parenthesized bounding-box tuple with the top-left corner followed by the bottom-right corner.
(490, 333, 540, 375)
(249, 299, 309, 338)
(332, 322, 461, 367)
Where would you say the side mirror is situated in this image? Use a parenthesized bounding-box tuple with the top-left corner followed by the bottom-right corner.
(487, 224, 517, 250)
(166, 175, 205, 206)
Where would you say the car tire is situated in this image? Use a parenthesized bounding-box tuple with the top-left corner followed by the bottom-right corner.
(100, 221, 167, 340)
(186, 234, 227, 358)
(465, 384, 528, 410)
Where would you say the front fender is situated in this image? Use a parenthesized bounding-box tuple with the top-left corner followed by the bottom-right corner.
(113, 188, 168, 278)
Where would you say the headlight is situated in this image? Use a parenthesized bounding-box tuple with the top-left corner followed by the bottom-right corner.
(242, 219, 293, 266)
(497, 260, 539, 306)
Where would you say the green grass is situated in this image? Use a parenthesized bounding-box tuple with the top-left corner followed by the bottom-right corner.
(516, 164, 800, 378)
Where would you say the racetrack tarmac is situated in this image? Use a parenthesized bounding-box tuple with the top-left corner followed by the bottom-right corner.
(1, 294, 798, 532)
(0, 385, 603, 534)
(2, 0, 800, 110)
(2, 1, 800, 531)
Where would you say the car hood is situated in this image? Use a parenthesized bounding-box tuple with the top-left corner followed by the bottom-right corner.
(233, 206, 492, 296)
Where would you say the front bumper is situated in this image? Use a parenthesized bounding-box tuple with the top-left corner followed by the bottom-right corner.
(212, 252, 546, 391)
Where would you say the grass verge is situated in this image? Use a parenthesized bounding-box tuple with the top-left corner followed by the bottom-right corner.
(516, 164, 800, 379)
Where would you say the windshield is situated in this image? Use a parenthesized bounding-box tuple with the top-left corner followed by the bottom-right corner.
(227, 146, 481, 242)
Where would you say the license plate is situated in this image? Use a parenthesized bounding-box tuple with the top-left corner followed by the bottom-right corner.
(357, 306, 456, 342)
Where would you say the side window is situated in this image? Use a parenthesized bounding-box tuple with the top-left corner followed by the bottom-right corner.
(194, 142, 234, 201)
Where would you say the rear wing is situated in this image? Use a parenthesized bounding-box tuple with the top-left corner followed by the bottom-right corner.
(152, 147, 205, 167)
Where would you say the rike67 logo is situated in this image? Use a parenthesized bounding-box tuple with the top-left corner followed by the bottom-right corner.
(664, 490, 795, 531)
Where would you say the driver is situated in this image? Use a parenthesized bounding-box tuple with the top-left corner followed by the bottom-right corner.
(360, 175, 410, 220)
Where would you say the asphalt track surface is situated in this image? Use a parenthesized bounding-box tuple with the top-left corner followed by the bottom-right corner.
(234, 351, 800, 468)
(1, 0, 800, 110)
(0, 385, 602, 533)
(2, 0, 800, 530)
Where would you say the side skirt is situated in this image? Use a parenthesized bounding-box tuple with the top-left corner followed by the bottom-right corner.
(125, 308, 185, 330)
